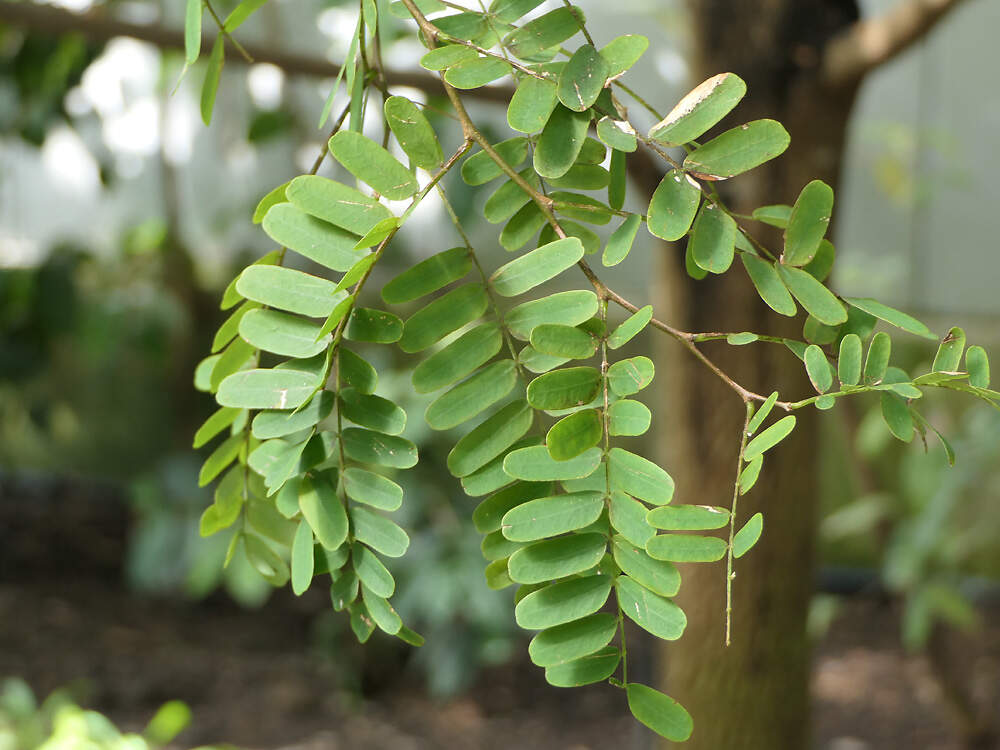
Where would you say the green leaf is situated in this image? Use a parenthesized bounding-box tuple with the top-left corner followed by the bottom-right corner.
(547, 164, 610, 191)
(328, 131, 418, 200)
(503, 6, 585, 59)
(489, 0, 545, 23)
(340, 390, 406, 435)
(534, 105, 591, 179)
(603, 214, 642, 267)
(967, 345, 990, 388)
(383, 95, 443, 170)
(608, 306, 652, 349)
(527, 366, 602, 410)
(804, 344, 833, 393)
(626, 683, 693, 742)
(490, 237, 584, 297)
(864, 332, 891, 384)
(252, 185, 289, 227)
(752, 204, 792, 228)
(880, 392, 914, 442)
(352, 545, 394, 598)
(743, 414, 796, 462)
(411, 323, 502, 394)
(344, 308, 403, 344)
(647, 170, 700, 242)
(932, 327, 966, 373)
(545, 646, 620, 687)
(506, 290, 598, 340)
(198, 433, 242, 487)
(649, 72, 746, 147)
(597, 117, 637, 152)
(689, 203, 737, 273)
(339, 348, 377, 394)
(444, 56, 512, 89)
(612, 536, 680, 597)
(784, 180, 834, 266)
(484, 559, 515, 590)
(184, 0, 202, 65)
(739, 455, 763, 495)
(462, 437, 540, 497)
(236, 265, 342, 318)
(290, 520, 314, 595)
(537, 220, 600, 255)
(608, 448, 674, 505)
(474, 481, 552, 534)
(419, 43, 477, 71)
(776, 264, 846, 326)
(509, 532, 607, 586)
(607, 400, 651, 437)
(351, 506, 409, 558)
(520, 345, 570, 374)
(262, 203, 367, 272)
(193, 406, 241, 448)
(683, 119, 790, 179)
(530, 324, 597, 359)
(844, 297, 936, 340)
(557, 44, 609, 112)
(647, 505, 729, 531)
(244, 535, 289, 586)
(222, 0, 268, 31)
(352, 217, 399, 251)
(504, 445, 603, 482)
(481, 530, 522, 561)
(399, 284, 489, 353)
(200, 35, 224, 126)
(646, 533, 726, 562)
(361, 586, 402, 635)
(546, 409, 603, 461)
(607, 356, 654, 396)
(484, 169, 539, 223)
(343, 468, 403, 512)
(746, 391, 779, 435)
(528, 612, 617, 668)
(461, 137, 528, 185)
(609, 491, 655, 548)
(428, 11, 490, 43)
(507, 75, 559, 134)
(515, 574, 612, 630)
(741, 255, 796, 317)
(616, 575, 686, 640)
(592, 31, 645, 76)
(221, 251, 279, 309)
(501, 202, 547, 251)
(342, 428, 418, 469)
(732, 512, 763, 558)
(217, 369, 316, 410)
(425, 360, 518, 430)
(238, 308, 330, 359)
(208, 339, 254, 393)
(286, 176, 393, 238)
(447, 400, 534, 477)
(502, 491, 605, 542)
(838, 334, 863, 387)
(298, 474, 348, 551)
(381, 247, 471, 305)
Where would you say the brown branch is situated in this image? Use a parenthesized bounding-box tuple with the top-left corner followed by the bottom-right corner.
(0, 1, 515, 103)
(823, 0, 971, 86)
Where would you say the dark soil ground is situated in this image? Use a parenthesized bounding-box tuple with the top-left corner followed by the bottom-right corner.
(2, 478, 998, 749)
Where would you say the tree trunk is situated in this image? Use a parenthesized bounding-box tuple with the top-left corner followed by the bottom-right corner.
(657, 3, 863, 748)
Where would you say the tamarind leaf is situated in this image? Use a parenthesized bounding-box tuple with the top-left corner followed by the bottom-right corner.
(751, 204, 792, 228)
(194, 406, 242, 448)
(530, 324, 597, 359)
(252, 184, 288, 226)
(515, 574, 612, 630)
(550, 196, 612, 227)
(461, 137, 528, 185)
(347, 602, 375, 643)
(444, 57, 512, 89)
(804, 344, 833, 393)
(212, 300, 260, 353)
(646, 534, 726, 563)
(626, 684, 693, 742)
(501, 203, 547, 251)
(608, 305, 652, 349)
(739, 455, 763, 495)
(383, 95, 443, 169)
(208, 339, 255, 393)
(503, 6, 586, 60)
(474, 481, 553, 533)
(462, 437, 541, 497)
(534, 105, 591, 179)
(262, 204, 366, 272)
(880, 392, 914, 442)
(351, 507, 409, 558)
(932, 326, 966, 373)
(558, 44, 609, 112)
(244, 536, 289, 586)
(743, 414, 796, 462)
(236, 265, 342, 317)
(390, 0, 447, 19)
(646, 505, 729, 531)
(784, 180, 834, 266)
(607, 357, 654, 397)
(967, 345, 990, 388)
(686, 248, 709, 278)
(609, 148, 627, 210)
(649, 72, 746, 147)
(286, 176, 392, 238)
(484, 559, 515, 590)
(520, 345, 570, 374)
(546, 409, 603, 461)
(608, 400, 651, 437)
(327, 131, 418, 200)
(528, 612, 617, 668)
(804, 239, 836, 282)
(398, 283, 489, 353)
(298, 474, 348, 551)
(545, 646, 620, 687)
(490, 237, 584, 297)
(844, 297, 935, 340)
(352, 545, 394, 598)
(484, 168, 540, 223)
(506, 290, 598, 340)
(361, 586, 402, 635)
(238, 308, 330, 359)
(424, 360, 518, 430)
(343, 468, 403, 512)
(612, 537, 680, 598)
(502, 491, 605, 542)
(489, 0, 545, 23)
(419, 43, 476, 71)
(329, 568, 358, 611)
(864, 332, 891, 384)
(690, 203, 737, 273)
(198, 433, 243, 487)
(411, 323, 502, 394)
(616, 575, 686, 640)
(200, 35, 224, 126)
(290, 521, 314, 595)
(683, 119, 790, 179)
(482, 531, 522, 561)
(344, 308, 403, 344)
(597, 117, 637, 152)
(340, 390, 406, 435)
(538, 220, 600, 255)
(508, 532, 607, 584)
(548, 164, 610, 190)
(223, 0, 268, 31)
(776, 264, 846, 326)
(447, 399, 534, 477)
(382, 247, 471, 305)
(599, 34, 649, 78)
(838, 334, 863, 387)
(740, 255, 796, 317)
(341, 428, 418, 469)
(428, 12, 491, 44)
(609, 492, 655, 548)
(647, 169, 700, 242)
(732, 512, 764, 558)
(746, 391, 779, 435)
(216, 368, 316, 410)
(504, 445, 603, 482)
(575, 137, 606, 164)
(608, 448, 674, 506)
(184, 0, 202, 65)
(221, 251, 279, 310)
(507, 75, 559, 133)
(803, 316, 837, 346)
(526, 366, 602, 410)
(603, 214, 642, 267)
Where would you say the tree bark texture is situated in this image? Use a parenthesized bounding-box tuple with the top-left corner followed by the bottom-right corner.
(658, 3, 863, 748)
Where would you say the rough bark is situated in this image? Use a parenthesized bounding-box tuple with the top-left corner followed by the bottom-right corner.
(658, 3, 862, 748)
